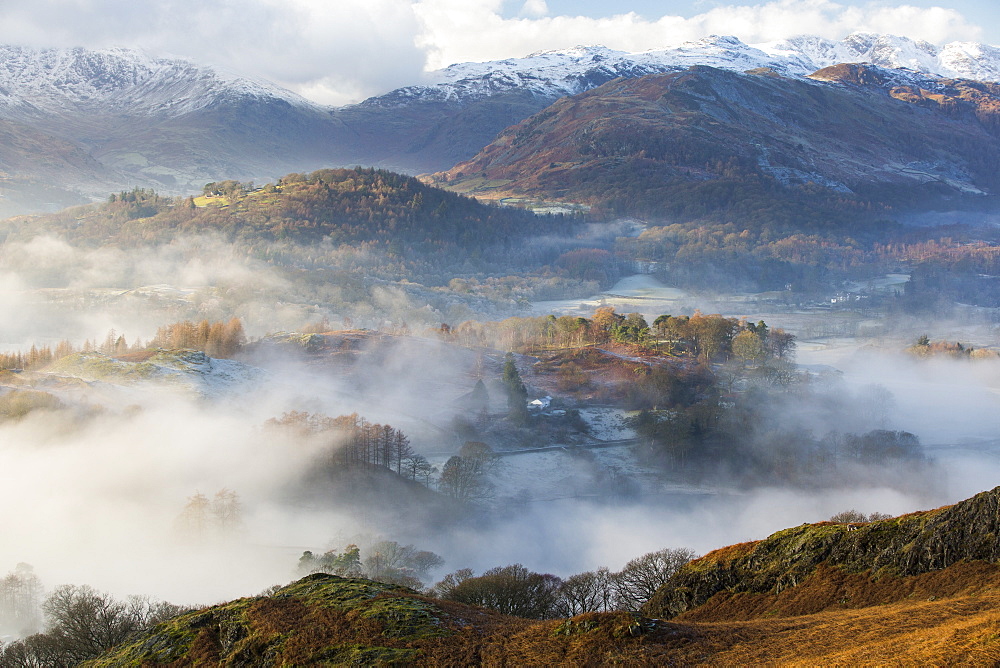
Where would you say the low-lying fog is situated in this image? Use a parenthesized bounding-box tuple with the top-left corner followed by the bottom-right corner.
(3, 263, 1000, 618)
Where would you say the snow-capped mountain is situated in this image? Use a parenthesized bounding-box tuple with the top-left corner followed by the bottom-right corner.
(0, 45, 318, 118)
(0, 45, 344, 216)
(367, 33, 1000, 107)
(760, 33, 1000, 82)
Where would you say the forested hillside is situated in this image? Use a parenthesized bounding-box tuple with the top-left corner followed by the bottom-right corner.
(2, 168, 567, 250)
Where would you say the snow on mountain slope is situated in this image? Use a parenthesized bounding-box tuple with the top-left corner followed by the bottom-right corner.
(3, 35, 999, 130)
(363, 45, 670, 106)
(0, 45, 318, 118)
(3, 34, 1000, 120)
(759, 33, 1000, 82)
(365, 33, 1000, 107)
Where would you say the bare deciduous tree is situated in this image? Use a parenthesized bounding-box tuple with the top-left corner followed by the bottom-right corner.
(0, 585, 183, 667)
(614, 547, 698, 611)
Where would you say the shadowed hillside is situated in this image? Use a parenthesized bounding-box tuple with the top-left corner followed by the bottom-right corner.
(430, 65, 1000, 227)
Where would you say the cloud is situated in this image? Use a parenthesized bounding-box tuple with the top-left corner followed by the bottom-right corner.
(519, 0, 549, 19)
(0, 0, 427, 105)
(0, 1, 983, 104)
(414, 0, 982, 69)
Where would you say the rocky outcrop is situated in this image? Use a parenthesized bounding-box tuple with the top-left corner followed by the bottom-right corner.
(644, 486, 1000, 619)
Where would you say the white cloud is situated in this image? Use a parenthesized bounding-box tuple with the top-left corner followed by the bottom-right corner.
(519, 0, 549, 18)
(0, 1, 983, 104)
(414, 0, 982, 69)
(0, 0, 427, 105)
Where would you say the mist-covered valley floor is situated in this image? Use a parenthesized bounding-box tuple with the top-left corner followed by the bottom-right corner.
(4, 252, 1000, 627)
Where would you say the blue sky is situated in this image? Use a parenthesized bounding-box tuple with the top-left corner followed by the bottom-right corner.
(0, 1, 994, 104)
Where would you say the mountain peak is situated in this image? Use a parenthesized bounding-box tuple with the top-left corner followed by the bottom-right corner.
(0, 44, 314, 117)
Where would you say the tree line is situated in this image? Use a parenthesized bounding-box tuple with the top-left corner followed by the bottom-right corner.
(294, 539, 697, 621)
(430, 547, 697, 619)
(0, 319, 246, 372)
(0, 563, 183, 667)
(265, 411, 434, 480)
(440, 307, 794, 365)
(296, 541, 444, 591)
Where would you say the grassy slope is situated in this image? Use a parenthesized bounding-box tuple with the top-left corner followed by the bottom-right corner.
(644, 486, 1000, 624)
(86, 574, 682, 667)
(85, 571, 1000, 666)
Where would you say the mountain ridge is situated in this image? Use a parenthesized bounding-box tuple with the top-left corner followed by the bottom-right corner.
(0, 45, 317, 118)
(395, 33, 1000, 107)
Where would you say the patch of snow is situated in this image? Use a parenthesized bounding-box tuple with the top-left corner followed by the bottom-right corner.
(45, 350, 265, 400)
(530, 274, 690, 321)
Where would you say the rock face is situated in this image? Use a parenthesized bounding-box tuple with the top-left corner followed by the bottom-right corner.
(643, 486, 1000, 619)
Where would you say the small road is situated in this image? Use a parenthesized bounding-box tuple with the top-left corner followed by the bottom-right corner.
(495, 438, 639, 457)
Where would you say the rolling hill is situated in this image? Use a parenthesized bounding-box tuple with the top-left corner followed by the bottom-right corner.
(0, 167, 556, 251)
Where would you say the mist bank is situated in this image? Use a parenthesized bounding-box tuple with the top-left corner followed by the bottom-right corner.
(2, 319, 995, 615)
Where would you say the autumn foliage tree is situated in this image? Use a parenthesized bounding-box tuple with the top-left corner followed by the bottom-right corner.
(266, 411, 416, 476)
(149, 318, 245, 358)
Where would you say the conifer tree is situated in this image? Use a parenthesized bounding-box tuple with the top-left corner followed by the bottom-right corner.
(502, 353, 528, 424)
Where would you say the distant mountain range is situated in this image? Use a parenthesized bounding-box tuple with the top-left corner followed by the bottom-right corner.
(408, 33, 1000, 103)
(4, 33, 1000, 217)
